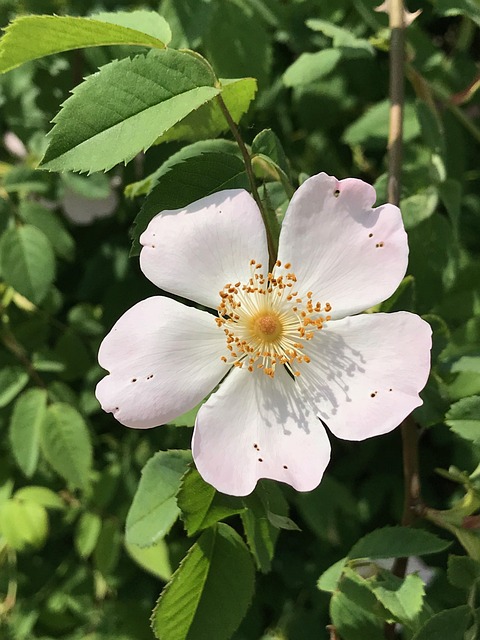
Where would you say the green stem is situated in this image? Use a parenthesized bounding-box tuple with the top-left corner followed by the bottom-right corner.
(216, 94, 279, 269)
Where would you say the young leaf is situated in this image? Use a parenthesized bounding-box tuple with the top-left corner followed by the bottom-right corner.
(40, 403, 93, 491)
(0, 225, 55, 305)
(411, 605, 472, 640)
(9, 388, 47, 477)
(0, 12, 170, 74)
(125, 450, 192, 547)
(151, 523, 255, 640)
(14, 486, 64, 511)
(348, 526, 450, 560)
(40, 49, 220, 173)
(446, 396, 480, 442)
(177, 468, 245, 536)
(130, 151, 248, 254)
(0, 499, 48, 551)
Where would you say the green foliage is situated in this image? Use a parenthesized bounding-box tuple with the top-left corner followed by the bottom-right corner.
(125, 450, 192, 547)
(0, 1, 480, 638)
(0, 11, 170, 73)
(151, 523, 255, 640)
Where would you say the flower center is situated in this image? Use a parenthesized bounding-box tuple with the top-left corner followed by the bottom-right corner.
(251, 312, 282, 341)
(216, 260, 332, 378)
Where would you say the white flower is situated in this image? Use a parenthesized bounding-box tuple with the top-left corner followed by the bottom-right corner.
(96, 173, 431, 496)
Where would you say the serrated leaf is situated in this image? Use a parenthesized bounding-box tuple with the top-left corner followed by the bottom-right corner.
(0, 12, 170, 74)
(40, 49, 219, 173)
(177, 468, 245, 536)
(130, 151, 248, 254)
(0, 225, 55, 304)
(348, 527, 450, 560)
(411, 605, 472, 640)
(446, 396, 480, 442)
(0, 366, 29, 408)
(9, 389, 47, 477)
(156, 77, 257, 144)
(40, 403, 93, 490)
(125, 450, 191, 547)
(151, 523, 255, 640)
(371, 570, 425, 625)
(448, 555, 480, 590)
(283, 49, 342, 87)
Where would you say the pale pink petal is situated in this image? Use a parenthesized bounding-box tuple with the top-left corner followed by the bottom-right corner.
(140, 190, 269, 309)
(276, 173, 408, 318)
(95, 297, 228, 428)
(192, 366, 331, 496)
(297, 312, 432, 440)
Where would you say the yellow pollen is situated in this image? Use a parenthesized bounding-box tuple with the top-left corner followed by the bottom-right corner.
(216, 259, 331, 377)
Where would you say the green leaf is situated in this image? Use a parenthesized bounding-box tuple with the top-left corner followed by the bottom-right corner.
(330, 591, 385, 640)
(125, 450, 192, 547)
(306, 18, 374, 56)
(252, 129, 290, 177)
(0, 225, 55, 304)
(317, 557, 347, 593)
(14, 485, 64, 510)
(343, 100, 420, 148)
(446, 396, 480, 442)
(156, 77, 257, 144)
(40, 403, 93, 490)
(177, 468, 245, 536)
(411, 605, 472, 640)
(93, 518, 122, 575)
(9, 388, 47, 477)
(448, 555, 480, 590)
(348, 527, 450, 560)
(0, 366, 29, 408)
(434, 0, 480, 26)
(40, 49, 219, 173)
(204, 0, 272, 88)
(75, 511, 102, 559)
(0, 499, 48, 551)
(371, 570, 425, 625)
(151, 523, 255, 640)
(401, 187, 439, 230)
(283, 49, 342, 87)
(242, 481, 290, 573)
(18, 201, 75, 262)
(131, 151, 248, 254)
(125, 540, 172, 582)
(0, 12, 170, 74)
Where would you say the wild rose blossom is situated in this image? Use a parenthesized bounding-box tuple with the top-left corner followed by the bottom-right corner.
(95, 173, 431, 496)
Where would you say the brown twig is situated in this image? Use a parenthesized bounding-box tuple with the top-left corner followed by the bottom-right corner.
(384, 3, 421, 638)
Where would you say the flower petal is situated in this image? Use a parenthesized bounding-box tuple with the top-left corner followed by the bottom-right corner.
(297, 312, 432, 440)
(276, 173, 408, 318)
(140, 190, 269, 309)
(95, 296, 227, 428)
(192, 366, 331, 496)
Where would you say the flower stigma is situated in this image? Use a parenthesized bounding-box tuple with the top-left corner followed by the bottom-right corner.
(216, 259, 332, 378)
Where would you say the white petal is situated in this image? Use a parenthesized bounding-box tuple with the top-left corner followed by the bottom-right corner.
(96, 296, 228, 428)
(277, 173, 408, 318)
(140, 190, 269, 309)
(192, 366, 331, 496)
(297, 312, 432, 440)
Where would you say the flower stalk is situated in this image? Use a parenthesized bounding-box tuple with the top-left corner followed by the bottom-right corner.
(216, 94, 279, 268)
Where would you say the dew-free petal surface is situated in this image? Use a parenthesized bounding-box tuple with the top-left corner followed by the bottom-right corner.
(96, 296, 226, 428)
(298, 311, 432, 440)
(193, 366, 331, 496)
(277, 173, 408, 318)
(140, 190, 269, 309)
